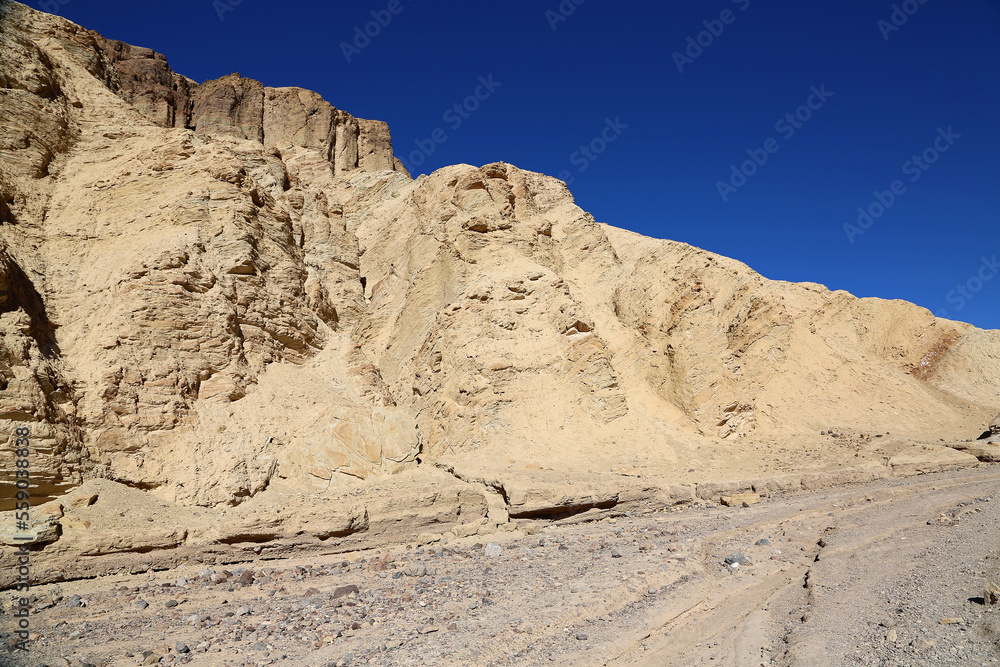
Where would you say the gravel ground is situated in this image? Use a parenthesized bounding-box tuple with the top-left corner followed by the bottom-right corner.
(3, 466, 999, 667)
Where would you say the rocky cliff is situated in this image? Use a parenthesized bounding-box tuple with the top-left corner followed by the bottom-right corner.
(1, 2, 998, 585)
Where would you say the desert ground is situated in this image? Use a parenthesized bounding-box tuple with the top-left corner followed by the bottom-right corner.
(5, 464, 999, 667)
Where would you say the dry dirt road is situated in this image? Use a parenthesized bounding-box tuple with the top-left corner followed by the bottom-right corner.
(4, 466, 1000, 667)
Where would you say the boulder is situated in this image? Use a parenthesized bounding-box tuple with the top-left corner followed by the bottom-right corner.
(947, 441, 1000, 463)
(721, 492, 761, 507)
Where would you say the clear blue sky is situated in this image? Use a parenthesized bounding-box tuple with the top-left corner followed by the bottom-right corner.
(26, 0, 1000, 329)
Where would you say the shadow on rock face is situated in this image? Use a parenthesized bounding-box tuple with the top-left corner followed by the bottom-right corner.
(0, 248, 60, 357)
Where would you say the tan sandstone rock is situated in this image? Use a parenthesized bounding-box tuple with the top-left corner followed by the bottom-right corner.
(0, 1, 999, 583)
(721, 492, 761, 507)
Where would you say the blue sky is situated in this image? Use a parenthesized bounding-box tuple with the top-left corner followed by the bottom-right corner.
(25, 0, 1000, 329)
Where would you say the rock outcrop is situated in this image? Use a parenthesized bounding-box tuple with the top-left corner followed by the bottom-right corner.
(192, 72, 263, 142)
(90, 29, 407, 177)
(94, 37, 197, 129)
(1, 1, 999, 583)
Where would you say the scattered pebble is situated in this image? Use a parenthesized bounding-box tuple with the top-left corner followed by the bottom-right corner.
(333, 584, 360, 598)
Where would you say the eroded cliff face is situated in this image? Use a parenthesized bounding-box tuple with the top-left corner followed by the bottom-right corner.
(1, 2, 999, 582)
(0, 1, 415, 508)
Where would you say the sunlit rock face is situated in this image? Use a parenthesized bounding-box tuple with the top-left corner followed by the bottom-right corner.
(0, 0, 997, 529)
